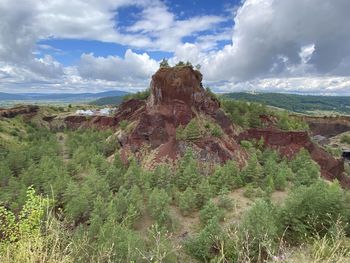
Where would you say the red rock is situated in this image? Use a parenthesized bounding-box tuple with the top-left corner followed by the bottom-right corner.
(237, 128, 347, 187)
(115, 66, 246, 167)
(0, 105, 39, 118)
(293, 115, 350, 137)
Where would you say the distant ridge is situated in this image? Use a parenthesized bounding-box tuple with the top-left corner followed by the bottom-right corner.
(224, 92, 350, 114)
(89, 96, 124, 106)
(0, 90, 129, 102)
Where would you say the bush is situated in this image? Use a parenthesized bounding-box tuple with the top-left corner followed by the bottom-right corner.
(281, 181, 350, 244)
(289, 149, 320, 186)
(199, 201, 224, 226)
(184, 218, 223, 262)
(340, 134, 350, 144)
(217, 192, 234, 211)
(148, 188, 172, 228)
(239, 199, 281, 261)
(196, 179, 213, 208)
(178, 187, 197, 216)
(211, 124, 223, 138)
(119, 120, 129, 130)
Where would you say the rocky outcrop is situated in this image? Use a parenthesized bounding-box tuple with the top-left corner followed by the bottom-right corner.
(237, 128, 348, 187)
(115, 66, 246, 167)
(295, 115, 350, 138)
(0, 105, 39, 118)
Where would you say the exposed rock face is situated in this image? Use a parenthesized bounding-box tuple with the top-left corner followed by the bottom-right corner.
(0, 105, 39, 118)
(295, 115, 350, 138)
(57, 66, 346, 185)
(237, 128, 348, 187)
(116, 66, 246, 167)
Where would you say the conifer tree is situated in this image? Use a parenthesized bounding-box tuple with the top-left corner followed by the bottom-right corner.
(178, 187, 197, 216)
(185, 119, 201, 141)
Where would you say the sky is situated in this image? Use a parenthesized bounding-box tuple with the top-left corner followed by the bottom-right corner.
(0, 0, 350, 95)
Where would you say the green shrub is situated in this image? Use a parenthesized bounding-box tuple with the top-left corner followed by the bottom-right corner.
(184, 218, 223, 262)
(148, 188, 172, 228)
(185, 119, 201, 141)
(196, 179, 213, 208)
(119, 120, 129, 130)
(122, 89, 150, 102)
(211, 124, 223, 137)
(178, 187, 197, 216)
(281, 181, 350, 244)
(145, 224, 179, 262)
(199, 201, 224, 226)
(289, 149, 320, 186)
(272, 161, 291, 191)
(239, 199, 281, 261)
(217, 192, 234, 211)
(340, 134, 350, 144)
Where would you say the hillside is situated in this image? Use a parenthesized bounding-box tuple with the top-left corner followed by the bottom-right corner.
(89, 95, 124, 106)
(0, 90, 129, 104)
(1, 67, 350, 263)
(225, 92, 350, 114)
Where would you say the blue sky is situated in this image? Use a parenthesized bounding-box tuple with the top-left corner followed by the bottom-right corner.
(37, 0, 236, 67)
(0, 0, 350, 95)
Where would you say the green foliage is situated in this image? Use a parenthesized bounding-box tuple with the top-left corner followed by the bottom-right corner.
(209, 161, 242, 193)
(221, 99, 267, 128)
(239, 199, 281, 261)
(210, 123, 223, 137)
(217, 192, 234, 211)
(89, 95, 123, 106)
(175, 119, 201, 141)
(184, 119, 201, 141)
(148, 188, 172, 228)
(159, 58, 170, 68)
(118, 119, 129, 130)
(184, 218, 223, 262)
(175, 149, 201, 191)
(274, 162, 289, 191)
(64, 169, 109, 223)
(150, 164, 174, 191)
(122, 88, 150, 102)
(199, 201, 224, 226)
(178, 187, 197, 216)
(289, 149, 320, 186)
(340, 134, 350, 144)
(0, 187, 49, 245)
(281, 181, 350, 244)
(196, 179, 214, 208)
(175, 61, 186, 67)
(225, 92, 350, 115)
(2, 111, 350, 262)
(276, 111, 309, 131)
(241, 153, 263, 185)
(145, 224, 178, 262)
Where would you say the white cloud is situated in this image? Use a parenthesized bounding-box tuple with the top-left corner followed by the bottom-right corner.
(0, 0, 350, 95)
(213, 76, 350, 96)
(78, 49, 158, 82)
(199, 0, 350, 83)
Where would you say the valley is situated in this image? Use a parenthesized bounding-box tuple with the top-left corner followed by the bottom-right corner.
(1, 65, 350, 262)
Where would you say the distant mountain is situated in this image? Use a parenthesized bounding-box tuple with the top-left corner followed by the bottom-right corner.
(89, 96, 124, 106)
(224, 92, 350, 114)
(0, 90, 129, 102)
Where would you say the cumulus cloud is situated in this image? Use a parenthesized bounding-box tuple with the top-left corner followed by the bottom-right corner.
(78, 49, 158, 82)
(214, 76, 350, 96)
(0, 0, 350, 94)
(200, 0, 350, 83)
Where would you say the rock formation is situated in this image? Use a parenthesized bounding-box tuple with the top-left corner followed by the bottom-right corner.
(237, 128, 348, 187)
(113, 66, 246, 167)
(0, 105, 39, 118)
(294, 115, 350, 138)
(38, 66, 347, 185)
